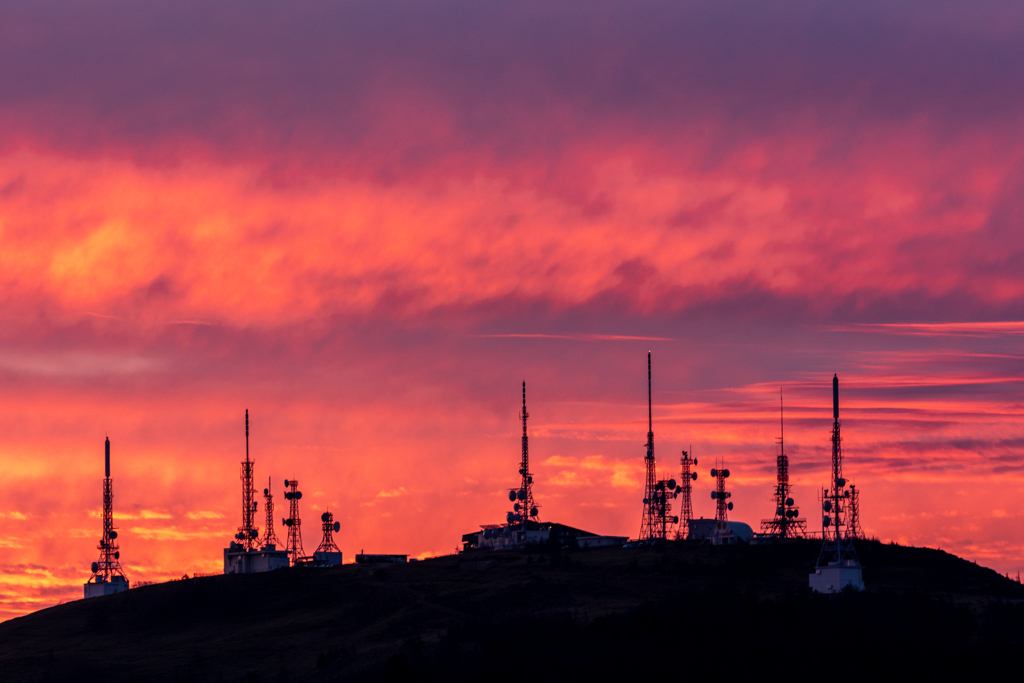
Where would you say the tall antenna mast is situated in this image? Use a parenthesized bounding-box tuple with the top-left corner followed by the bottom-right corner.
(236, 410, 259, 551)
(507, 382, 539, 530)
(760, 392, 806, 538)
(261, 477, 281, 549)
(87, 437, 128, 595)
(639, 351, 660, 540)
(811, 374, 862, 591)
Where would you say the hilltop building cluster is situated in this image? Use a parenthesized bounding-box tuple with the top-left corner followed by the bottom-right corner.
(83, 355, 864, 599)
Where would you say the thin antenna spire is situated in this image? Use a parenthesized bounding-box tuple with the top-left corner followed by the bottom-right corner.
(647, 351, 652, 433)
(245, 408, 250, 464)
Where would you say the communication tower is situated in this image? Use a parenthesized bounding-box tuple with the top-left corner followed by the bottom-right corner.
(710, 461, 733, 521)
(760, 395, 807, 538)
(282, 479, 305, 564)
(810, 375, 864, 593)
(675, 449, 698, 540)
(261, 478, 281, 549)
(506, 382, 540, 529)
(846, 484, 863, 539)
(639, 352, 659, 540)
(85, 437, 129, 598)
(313, 510, 343, 566)
(234, 410, 260, 551)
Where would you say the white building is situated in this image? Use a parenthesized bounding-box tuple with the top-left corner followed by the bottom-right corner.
(688, 518, 755, 545)
(809, 561, 864, 593)
(84, 576, 129, 599)
(223, 542, 290, 574)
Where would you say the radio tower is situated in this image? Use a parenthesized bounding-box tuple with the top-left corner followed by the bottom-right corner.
(282, 479, 304, 564)
(316, 511, 341, 554)
(675, 449, 698, 540)
(639, 351, 658, 540)
(233, 410, 259, 551)
(86, 437, 128, 596)
(507, 382, 539, 529)
(811, 375, 863, 592)
(760, 394, 806, 538)
(261, 478, 281, 549)
(846, 484, 863, 539)
(710, 461, 732, 521)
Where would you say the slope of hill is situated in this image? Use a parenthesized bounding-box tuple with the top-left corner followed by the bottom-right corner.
(2, 540, 1022, 682)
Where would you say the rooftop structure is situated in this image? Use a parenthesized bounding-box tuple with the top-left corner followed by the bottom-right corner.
(85, 437, 129, 598)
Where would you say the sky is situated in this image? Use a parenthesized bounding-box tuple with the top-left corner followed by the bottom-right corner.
(2, 0, 1024, 620)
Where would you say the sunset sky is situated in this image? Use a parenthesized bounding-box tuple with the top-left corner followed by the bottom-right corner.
(3, 0, 1024, 620)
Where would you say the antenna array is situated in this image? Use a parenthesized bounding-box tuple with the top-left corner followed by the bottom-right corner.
(235, 410, 260, 551)
(675, 449, 697, 540)
(282, 479, 305, 564)
(88, 437, 128, 586)
(506, 382, 540, 529)
(261, 477, 281, 549)
(760, 394, 807, 538)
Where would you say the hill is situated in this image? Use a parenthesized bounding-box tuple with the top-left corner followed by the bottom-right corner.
(2, 540, 1023, 682)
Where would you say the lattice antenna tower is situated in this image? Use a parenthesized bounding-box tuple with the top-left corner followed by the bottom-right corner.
(639, 351, 659, 540)
(846, 484, 863, 539)
(710, 460, 733, 521)
(282, 479, 304, 564)
(507, 382, 539, 528)
(89, 437, 127, 585)
(675, 448, 698, 540)
(816, 375, 859, 568)
(261, 478, 281, 549)
(760, 394, 807, 538)
(234, 410, 259, 551)
(315, 511, 341, 554)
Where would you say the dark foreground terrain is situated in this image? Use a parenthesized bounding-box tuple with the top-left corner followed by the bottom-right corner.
(2, 540, 1023, 682)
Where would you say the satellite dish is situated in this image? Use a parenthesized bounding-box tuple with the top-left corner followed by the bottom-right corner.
(786, 497, 794, 507)
(667, 479, 677, 490)
(837, 478, 846, 488)
(109, 531, 118, 540)
(643, 498, 649, 504)
(710, 468, 717, 477)
(295, 491, 302, 499)
(506, 512, 515, 524)
(517, 489, 526, 501)
(513, 503, 520, 512)
(321, 512, 330, 522)
(710, 491, 717, 500)
(264, 488, 269, 495)
(285, 491, 292, 500)
(727, 502, 733, 510)
(508, 490, 517, 502)
(530, 507, 538, 517)
(672, 516, 679, 524)
(793, 509, 799, 517)
(822, 500, 832, 512)
(823, 515, 831, 526)
(723, 469, 730, 478)
(91, 562, 99, 573)
(693, 458, 698, 465)
(282, 517, 287, 526)
(691, 472, 698, 481)
(114, 551, 119, 559)
(250, 529, 258, 538)
(284, 479, 290, 487)
(777, 507, 784, 515)
(334, 522, 340, 533)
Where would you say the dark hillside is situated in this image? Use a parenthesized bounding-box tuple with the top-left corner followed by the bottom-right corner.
(1, 540, 1022, 682)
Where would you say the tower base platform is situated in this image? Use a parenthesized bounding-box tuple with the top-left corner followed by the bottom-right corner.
(84, 576, 129, 599)
(809, 562, 865, 593)
(224, 545, 291, 574)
